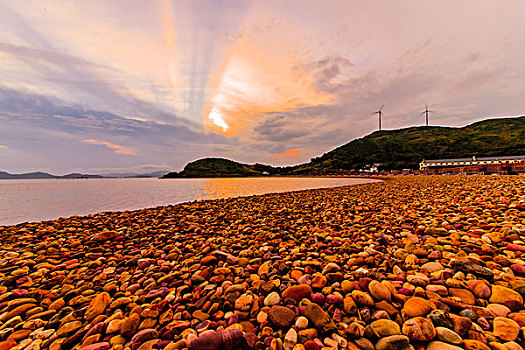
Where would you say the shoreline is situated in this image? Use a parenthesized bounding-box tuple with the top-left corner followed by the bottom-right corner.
(0, 175, 524, 350)
(0, 177, 380, 227)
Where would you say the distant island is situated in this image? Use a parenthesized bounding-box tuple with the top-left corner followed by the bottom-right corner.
(163, 116, 525, 178)
(0, 170, 169, 180)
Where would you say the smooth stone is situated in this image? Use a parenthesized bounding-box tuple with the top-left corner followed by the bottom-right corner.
(93, 230, 119, 241)
(283, 328, 297, 350)
(0, 304, 36, 322)
(106, 319, 124, 334)
(402, 317, 436, 341)
(449, 288, 476, 305)
(311, 293, 325, 305)
(421, 262, 444, 272)
(353, 338, 375, 350)
(57, 320, 82, 336)
(264, 292, 281, 306)
(450, 314, 472, 336)
(350, 290, 374, 307)
(297, 329, 318, 343)
(325, 294, 342, 304)
(0, 340, 18, 350)
(450, 260, 494, 280)
(331, 333, 347, 348)
(490, 286, 524, 311)
(425, 227, 448, 236)
(366, 319, 401, 338)
(488, 304, 511, 317)
(303, 340, 320, 350)
(435, 327, 463, 345)
(402, 297, 431, 317)
(121, 313, 140, 335)
(463, 339, 491, 350)
(109, 297, 132, 309)
(8, 329, 31, 341)
(304, 303, 335, 333)
(426, 285, 448, 295)
(510, 264, 525, 276)
(375, 335, 411, 350)
(295, 316, 309, 329)
(493, 317, 520, 341)
(322, 263, 340, 274)
(79, 343, 110, 350)
(467, 280, 491, 299)
(343, 296, 357, 315)
(234, 293, 254, 311)
(407, 273, 429, 286)
(84, 292, 111, 321)
(193, 310, 210, 322)
(311, 274, 327, 289)
(130, 329, 159, 344)
(201, 256, 217, 265)
(477, 317, 490, 331)
(269, 306, 296, 328)
(459, 309, 477, 321)
(508, 312, 525, 327)
(427, 341, 463, 350)
(282, 285, 312, 301)
(256, 311, 268, 324)
(368, 281, 391, 302)
(427, 310, 454, 328)
(188, 329, 244, 350)
(500, 342, 523, 350)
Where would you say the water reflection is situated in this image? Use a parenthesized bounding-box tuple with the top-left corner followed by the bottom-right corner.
(0, 177, 379, 225)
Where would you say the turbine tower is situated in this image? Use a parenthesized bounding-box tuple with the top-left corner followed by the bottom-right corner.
(374, 105, 384, 130)
(421, 105, 433, 127)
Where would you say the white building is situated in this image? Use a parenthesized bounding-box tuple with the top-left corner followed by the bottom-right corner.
(420, 155, 525, 170)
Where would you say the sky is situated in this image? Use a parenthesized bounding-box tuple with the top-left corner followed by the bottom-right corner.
(1, 0, 524, 174)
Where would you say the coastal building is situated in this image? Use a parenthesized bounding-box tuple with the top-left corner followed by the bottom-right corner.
(420, 155, 525, 170)
(419, 155, 525, 174)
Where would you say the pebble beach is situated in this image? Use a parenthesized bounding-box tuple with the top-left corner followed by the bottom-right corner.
(1, 175, 525, 350)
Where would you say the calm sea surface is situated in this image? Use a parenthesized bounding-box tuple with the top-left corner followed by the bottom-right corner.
(0, 177, 380, 226)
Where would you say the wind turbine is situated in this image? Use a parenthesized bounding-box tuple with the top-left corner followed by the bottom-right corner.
(421, 105, 433, 127)
(374, 105, 384, 130)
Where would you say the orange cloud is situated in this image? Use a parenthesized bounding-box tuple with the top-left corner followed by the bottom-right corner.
(270, 148, 302, 158)
(83, 139, 135, 155)
(205, 37, 331, 136)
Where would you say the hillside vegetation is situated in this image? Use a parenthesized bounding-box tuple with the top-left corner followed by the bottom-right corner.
(163, 116, 525, 177)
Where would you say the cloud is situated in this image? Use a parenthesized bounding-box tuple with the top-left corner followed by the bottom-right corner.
(298, 55, 355, 92)
(0, 86, 239, 173)
(252, 115, 309, 142)
(203, 36, 331, 135)
(0, 42, 193, 127)
(269, 148, 302, 158)
(83, 139, 136, 155)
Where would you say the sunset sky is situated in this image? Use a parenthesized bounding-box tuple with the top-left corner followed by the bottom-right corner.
(1, 0, 525, 174)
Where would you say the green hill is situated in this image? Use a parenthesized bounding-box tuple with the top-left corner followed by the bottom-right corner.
(163, 158, 281, 178)
(297, 116, 525, 172)
(163, 116, 525, 177)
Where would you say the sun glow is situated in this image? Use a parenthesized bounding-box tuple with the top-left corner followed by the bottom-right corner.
(207, 107, 229, 132)
(204, 37, 331, 136)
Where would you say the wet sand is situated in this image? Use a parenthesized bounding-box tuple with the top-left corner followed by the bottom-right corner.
(0, 175, 524, 350)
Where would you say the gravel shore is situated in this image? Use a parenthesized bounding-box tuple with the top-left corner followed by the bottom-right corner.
(1, 175, 524, 350)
